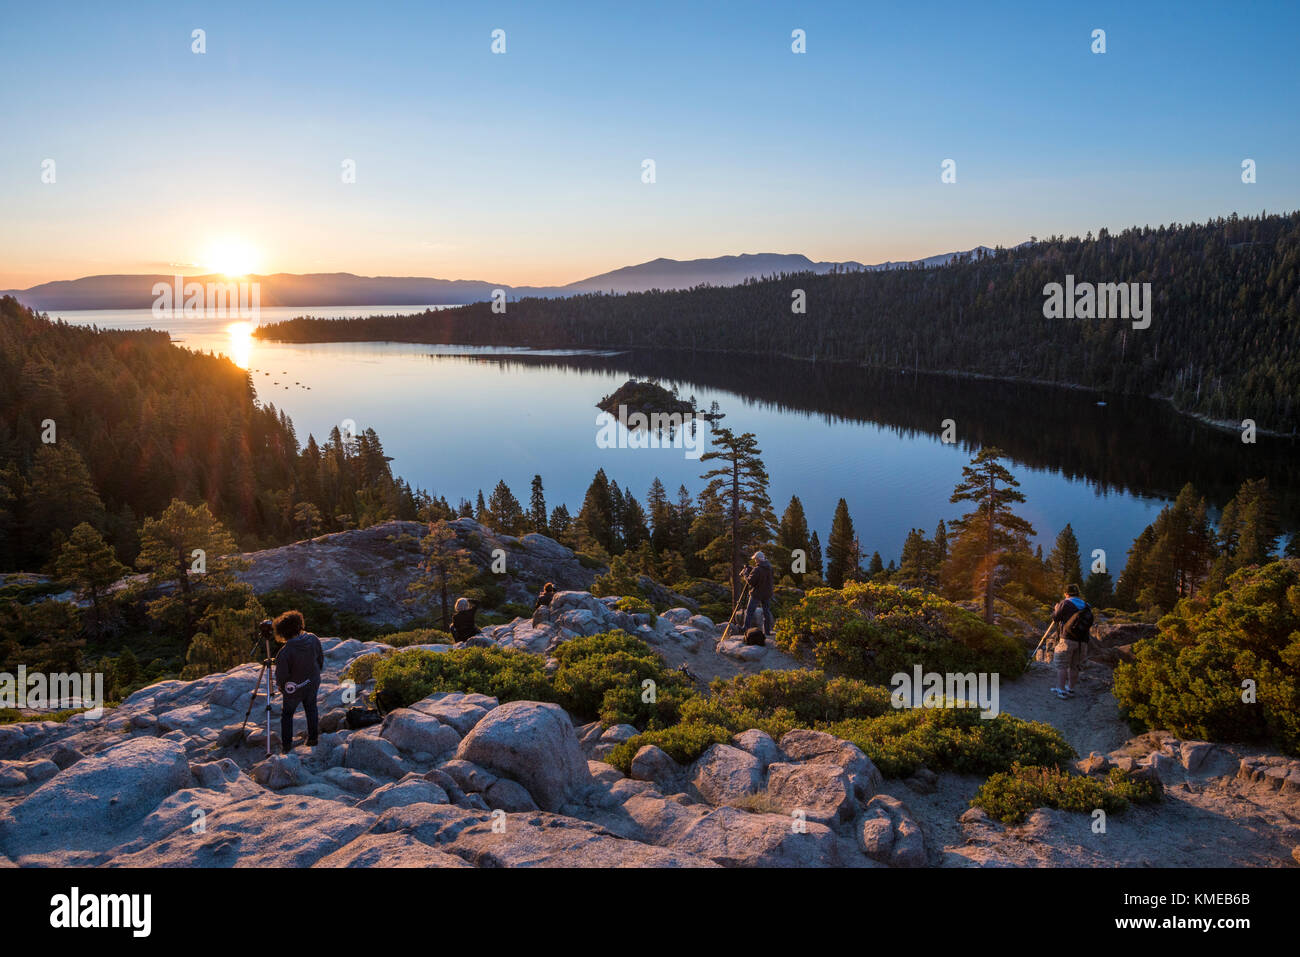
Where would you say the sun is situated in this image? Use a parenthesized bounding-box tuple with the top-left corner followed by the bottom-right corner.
(204, 238, 262, 277)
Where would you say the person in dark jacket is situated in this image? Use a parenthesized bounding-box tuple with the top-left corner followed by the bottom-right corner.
(450, 597, 480, 641)
(741, 551, 776, 638)
(531, 582, 556, 627)
(273, 610, 324, 753)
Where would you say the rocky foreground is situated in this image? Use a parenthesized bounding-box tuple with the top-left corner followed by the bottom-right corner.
(5, 511, 1300, 868)
(2, 588, 1298, 867)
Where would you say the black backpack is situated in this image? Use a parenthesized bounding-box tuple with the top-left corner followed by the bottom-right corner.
(1063, 600, 1094, 641)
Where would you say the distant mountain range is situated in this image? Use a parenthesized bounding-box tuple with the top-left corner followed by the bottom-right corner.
(2, 247, 997, 312)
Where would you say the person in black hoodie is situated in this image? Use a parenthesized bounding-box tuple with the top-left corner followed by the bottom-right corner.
(450, 597, 480, 642)
(273, 610, 324, 753)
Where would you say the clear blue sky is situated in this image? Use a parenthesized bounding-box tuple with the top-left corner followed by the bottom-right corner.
(2, 0, 1297, 287)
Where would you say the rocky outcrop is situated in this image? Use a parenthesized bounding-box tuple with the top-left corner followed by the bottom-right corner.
(455, 701, 591, 812)
(236, 519, 602, 625)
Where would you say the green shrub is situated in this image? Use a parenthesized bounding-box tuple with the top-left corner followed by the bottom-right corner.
(604, 721, 734, 773)
(614, 596, 656, 624)
(551, 631, 691, 727)
(382, 628, 453, 648)
(825, 708, 1073, 778)
(972, 763, 1160, 824)
(1113, 558, 1300, 755)
(775, 582, 1025, 683)
(373, 646, 554, 709)
(344, 649, 393, 685)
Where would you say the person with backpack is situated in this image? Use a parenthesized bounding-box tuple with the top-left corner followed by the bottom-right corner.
(531, 582, 556, 627)
(1049, 583, 1093, 699)
(450, 596, 480, 642)
(740, 551, 776, 638)
(272, 610, 324, 753)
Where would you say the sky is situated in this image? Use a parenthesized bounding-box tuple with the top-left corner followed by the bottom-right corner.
(2, 0, 1298, 289)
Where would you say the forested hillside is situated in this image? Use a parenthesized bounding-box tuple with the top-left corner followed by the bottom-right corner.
(258, 212, 1300, 434)
(0, 297, 418, 571)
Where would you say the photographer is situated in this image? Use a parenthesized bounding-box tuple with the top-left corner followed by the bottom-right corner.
(272, 610, 324, 753)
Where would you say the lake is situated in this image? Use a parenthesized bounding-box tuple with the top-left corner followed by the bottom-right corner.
(51, 306, 1300, 574)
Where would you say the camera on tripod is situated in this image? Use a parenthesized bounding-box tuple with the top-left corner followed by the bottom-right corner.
(250, 618, 275, 661)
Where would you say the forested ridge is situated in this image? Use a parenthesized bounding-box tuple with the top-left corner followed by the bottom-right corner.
(0, 296, 419, 571)
(258, 212, 1300, 434)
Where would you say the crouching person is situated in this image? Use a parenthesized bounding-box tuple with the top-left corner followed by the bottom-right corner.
(274, 610, 324, 753)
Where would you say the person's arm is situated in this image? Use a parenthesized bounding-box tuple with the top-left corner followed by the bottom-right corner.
(274, 647, 289, 692)
(314, 636, 324, 669)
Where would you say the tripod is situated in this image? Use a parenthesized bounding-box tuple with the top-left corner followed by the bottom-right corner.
(719, 579, 752, 643)
(238, 620, 278, 758)
(1026, 621, 1059, 669)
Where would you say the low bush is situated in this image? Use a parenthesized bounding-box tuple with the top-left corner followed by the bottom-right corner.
(972, 763, 1160, 824)
(371, 631, 694, 728)
(373, 646, 554, 708)
(826, 708, 1073, 778)
(381, 628, 453, 647)
(551, 631, 691, 727)
(775, 582, 1025, 684)
(604, 721, 733, 773)
(1113, 559, 1300, 755)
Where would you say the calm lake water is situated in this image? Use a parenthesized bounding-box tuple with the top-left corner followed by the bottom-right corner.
(53, 307, 1300, 574)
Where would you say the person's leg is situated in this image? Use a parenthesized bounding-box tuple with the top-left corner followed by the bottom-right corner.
(304, 693, 319, 744)
(743, 593, 759, 631)
(762, 598, 774, 636)
(280, 697, 298, 752)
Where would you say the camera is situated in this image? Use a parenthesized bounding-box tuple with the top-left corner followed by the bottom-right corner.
(259, 618, 274, 641)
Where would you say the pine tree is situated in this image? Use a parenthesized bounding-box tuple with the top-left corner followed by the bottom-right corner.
(52, 522, 127, 633)
(486, 479, 524, 535)
(826, 498, 858, 588)
(898, 527, 938, 590)
(944, 447, 1035, 623)
(293, 502, 323, 539)
(135, 499, 247, 641)
(549, 504, 572, 541)
(647, 478, 675, 554)
(622, 493, 650, 551)
(776, 495, 813, 582)
(528, 475, 548, 533)
(1047, 523, 1084, 591)
(695, 428, 776, 600)
(406, 521, 479, 628)
(867, 551, 885, 579)
(808, 530, 824, 576)
(24, 444, 104, 563)
(474, 490, 488, 524)
(1115, 525, 1155, 609)
(576, 469, 617, 554)
(1083, 569, 1114, 607)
